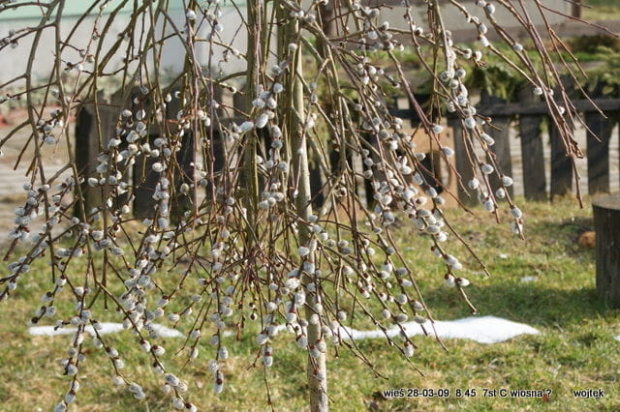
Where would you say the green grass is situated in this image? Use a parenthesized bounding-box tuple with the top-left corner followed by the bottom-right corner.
(583, 0, 620, 20)
(0, 198, 619, 411)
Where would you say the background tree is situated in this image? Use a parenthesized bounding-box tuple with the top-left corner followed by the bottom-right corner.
(0, 0, 601, 410)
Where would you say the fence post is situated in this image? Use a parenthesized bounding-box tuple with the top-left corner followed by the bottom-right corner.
(130, 86, 159, 220)
(549, 118, 574, 198)
(74, 89, 130, 218)
(167, 88, 195, 221)
(517, 86, 547, 200)
(479, 92, 513, 198)
(585, 87, 615, 195)
(196, 84, 225, 203)
(132, 131, 160, 219)
(550, 78, 577, 199)
(74, 99, 100, 219)
(571, 0, 582, 18)
(132, 86, 196, 222)
(448, 117, 477, 206)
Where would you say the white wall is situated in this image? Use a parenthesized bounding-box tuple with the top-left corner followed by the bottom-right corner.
(0, 6, 248, 86)
(0, 1, 569, 86)
(305, 0, 569, 36)
(403, 0, 568, 28)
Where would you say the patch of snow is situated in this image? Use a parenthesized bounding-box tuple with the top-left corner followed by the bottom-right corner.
(615, 335, 620, 342)
(29, 317, 540, 345)
(29, 322, 183, 338)
(338, 316, 540, 344)
(520, 276, 538, 283)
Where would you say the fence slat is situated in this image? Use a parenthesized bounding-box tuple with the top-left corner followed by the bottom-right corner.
(129, 86, 198, 222)
(132, 132, 160, 219)
(480, 93, 513, 198)
(488, 118, 513, 197)
(519, 114, 547, 200)
(166, 88, 195, 221)
(549, 119, 574, 198)
(75, 90, 128, 217)
(74, 105, 99, 218)
(517, 87, 547, 200)
(448, 118, 477, 206)
(126, 87, 160, 220)
(586, 111, 613, 195)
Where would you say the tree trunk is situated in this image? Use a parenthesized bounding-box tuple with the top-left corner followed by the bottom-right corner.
(593, 194, 620, 308)
(242, 0, 262, 228)
(287, 8, 329, 412)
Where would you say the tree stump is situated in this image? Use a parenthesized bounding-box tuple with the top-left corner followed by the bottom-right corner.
(592, 194, 620, 307)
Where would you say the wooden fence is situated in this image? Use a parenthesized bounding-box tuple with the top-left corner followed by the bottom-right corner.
(75, 86, 198, 221)
(390, 88, 620, 205)
(75, 86, 620, 219)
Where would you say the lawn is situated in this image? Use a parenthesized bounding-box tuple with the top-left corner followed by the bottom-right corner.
(583, 0, 620, 20)
(0, 2, 619, 410)
(0, 197, 618, 411)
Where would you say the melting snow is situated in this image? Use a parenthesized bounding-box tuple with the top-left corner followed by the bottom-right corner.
(28, 316, 540, 344)
(29, 322, 183, 338)
(338, 316, 540, 344)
